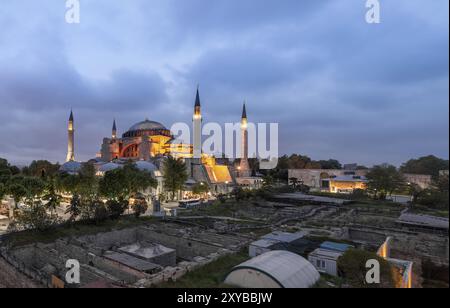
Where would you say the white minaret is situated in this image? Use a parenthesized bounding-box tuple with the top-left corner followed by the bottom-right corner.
(193, 87, 202, 161)
(239, 103, 251, 177)
(66, 110, 75, 162)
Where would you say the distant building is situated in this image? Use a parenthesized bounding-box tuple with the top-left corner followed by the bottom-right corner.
(225, 250, 320, 288)
(288, 169, 368, 193)
(403, 174, 433, 189)
(249, 231, 307, 257)
(308, 242, 353, 277)
(59, 88, 239, 197)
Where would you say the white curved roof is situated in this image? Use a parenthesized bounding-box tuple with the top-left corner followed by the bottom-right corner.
(99, 162, 122, 173)
(59, 161, 82, 173)
(227, 250, 320, 288)
(128, 119, 166, 132)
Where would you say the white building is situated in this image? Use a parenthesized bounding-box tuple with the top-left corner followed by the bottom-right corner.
(308, 248, 343, 277)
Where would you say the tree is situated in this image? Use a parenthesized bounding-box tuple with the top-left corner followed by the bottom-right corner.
(366, 164, 406, 200)
(192, 182, 209, 196)
(318, 159, 342, 170)
(106, 199, 128, 219)
(7, 182, 27, 209)
(400, 155, 449, 179)
(23, 160, 60, 178)
(132, 198, 148, 218)
(162, 156, 188, 200)
(337, 249, 395, 288)
(42, 178, 62, 212)
(0, 182, 5, 202)
(99, 162, 157, 201)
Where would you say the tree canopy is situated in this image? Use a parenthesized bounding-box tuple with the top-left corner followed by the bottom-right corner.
(163, 156, 188, 200)
(366, 164, 406, 199)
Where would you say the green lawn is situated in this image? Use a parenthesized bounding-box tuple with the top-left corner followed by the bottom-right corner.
(156, 250, 250, 288)
(2, 216, 156, 247)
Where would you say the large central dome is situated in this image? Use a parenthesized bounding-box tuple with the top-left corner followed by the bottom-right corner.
(122, 119, 170, 138)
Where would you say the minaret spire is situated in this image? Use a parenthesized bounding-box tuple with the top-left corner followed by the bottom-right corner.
(242, 102, 247, 120)
(193, 86, 202, 159)
(66, 109, 75, 162)
(239, 102, 251, 177)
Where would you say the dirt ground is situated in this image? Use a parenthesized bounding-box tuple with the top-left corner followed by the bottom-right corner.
(0, 257, 41, 288)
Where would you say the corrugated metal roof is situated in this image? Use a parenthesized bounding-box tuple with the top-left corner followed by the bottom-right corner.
(261, 231, 306, 243)
(230, 250, 320, 288)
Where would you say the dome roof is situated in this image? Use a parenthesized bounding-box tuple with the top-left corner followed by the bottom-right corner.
(128, 119, 167, 132)
(135, 160, 158, 172)
(99, 162, 122, 173)
(225, 250, 320, 289)
(60, 161, 83, 174)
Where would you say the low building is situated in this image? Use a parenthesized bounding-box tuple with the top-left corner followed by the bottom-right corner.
(403, 174, 433, 189)
(308, 249, 343, 277)
(225, 250, 320, 288)
(397, 213, 449, 233)
(288, 169, 368, 192)
(249, 231, 307, 257)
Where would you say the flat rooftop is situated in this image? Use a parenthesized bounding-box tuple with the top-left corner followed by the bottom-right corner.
(309, 248, 343, 261)
(261, 231, 306, 243)
(273, 193, 350, 205)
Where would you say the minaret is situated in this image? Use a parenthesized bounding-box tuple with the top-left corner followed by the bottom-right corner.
(66, 110, 75, 162)
(193, 87, 202, 160)
(112, 119, 117, 139)
(239, 103, 251, 177)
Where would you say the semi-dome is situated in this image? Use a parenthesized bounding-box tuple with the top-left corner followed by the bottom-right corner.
(60, 161, 83, 174)
(129, 119, 167, 132)
(98, 162, 122, 173)
(122, 119, 170, 138)
(224, 250, 320, 288)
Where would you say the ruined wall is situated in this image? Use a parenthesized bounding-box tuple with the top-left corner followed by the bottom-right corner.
(136, 229, 219, 260)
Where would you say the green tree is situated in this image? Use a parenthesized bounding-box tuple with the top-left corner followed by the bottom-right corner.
(162, 157, 188, 200)
(7, 182, 27, 209)
(42, 178, 62, 212)
(99, 163, 157, 201)
(23, 160, 60, 178)
(192, 182, 210, 196)
(366, 164, 406, 200)
(12, 200, 60, 232)
(318, 159, 342, 170)
(106, 199, 128, 219)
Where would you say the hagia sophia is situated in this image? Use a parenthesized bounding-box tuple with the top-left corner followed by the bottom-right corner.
(60, 88, 262, 198)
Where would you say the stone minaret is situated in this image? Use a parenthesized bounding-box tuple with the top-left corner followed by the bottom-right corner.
(193, 87, 202, 160)
(239, 103, 251, 177)
(112, 119, 117, 139)
(66, 110, 75, 162)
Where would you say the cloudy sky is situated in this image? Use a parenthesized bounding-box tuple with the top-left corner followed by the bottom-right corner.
(0, 0, 448, 166)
